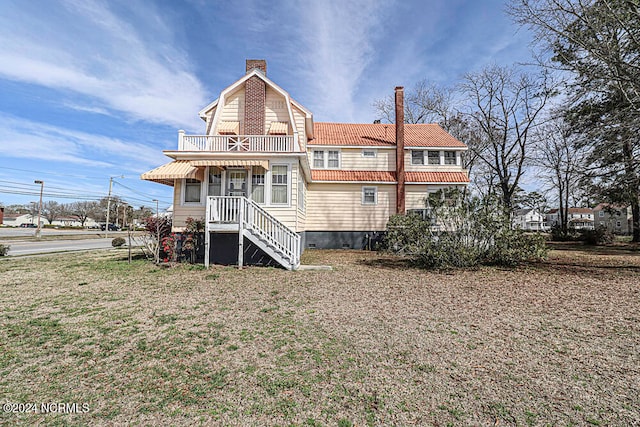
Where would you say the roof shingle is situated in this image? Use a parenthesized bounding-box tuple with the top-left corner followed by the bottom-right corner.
(405, 171, 469, 183)
(310, 123, 466, 148)
(311, 170, 396, 182)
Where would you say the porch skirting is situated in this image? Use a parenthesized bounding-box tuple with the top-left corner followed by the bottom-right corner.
(303, 231, 385, 250)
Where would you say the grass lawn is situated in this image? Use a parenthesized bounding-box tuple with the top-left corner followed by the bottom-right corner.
(1, 246, 639, 426)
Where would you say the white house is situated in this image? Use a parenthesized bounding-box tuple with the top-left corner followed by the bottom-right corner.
(512, 208, 546, 231)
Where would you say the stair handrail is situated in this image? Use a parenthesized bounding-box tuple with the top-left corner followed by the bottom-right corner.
(242, 197, 300, 266)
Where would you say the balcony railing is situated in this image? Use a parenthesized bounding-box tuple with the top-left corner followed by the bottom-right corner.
(178, 132, 295, 152)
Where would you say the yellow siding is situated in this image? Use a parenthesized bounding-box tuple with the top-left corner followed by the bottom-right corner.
(292, 105, 307, 151)
(172, 180, 206, 231)
(219, 88, 244, 131)
(339, 147, 395, 171)
(265, 161, 298, 230)
(265, 87, 290, 129)
(405, 184, 465, 210)
(406, 186, 429, 210)
(306, 183, 395, 231)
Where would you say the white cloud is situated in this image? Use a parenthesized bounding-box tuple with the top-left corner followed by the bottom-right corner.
(0, 0, 206, 130)
(295, 0, 394, 122)
(0, 114, 168, 172)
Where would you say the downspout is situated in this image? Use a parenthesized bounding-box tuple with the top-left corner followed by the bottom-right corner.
(395, 86, 405, 214)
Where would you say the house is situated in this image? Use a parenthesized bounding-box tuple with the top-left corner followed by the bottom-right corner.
(141, 60, 469, 269)
(594, 203, 633, 234)
(512, 208, 546, 231)
(547, 207, 595, 230)
(2, 213, 36, 227)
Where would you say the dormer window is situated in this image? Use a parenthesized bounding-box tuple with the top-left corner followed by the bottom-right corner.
(312, 150, 340, 169)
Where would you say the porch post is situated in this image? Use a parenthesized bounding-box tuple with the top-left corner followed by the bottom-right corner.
(205, 197, 210, 269)
(237, 198, 244, 269)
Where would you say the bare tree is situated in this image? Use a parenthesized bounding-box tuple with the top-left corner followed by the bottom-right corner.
(509, 0, 640, 240)
(533, 115, 589, 236)
(42, 201, 64, 225)
(460, 65, 553, 210)
(69, 201, 100, 227)
(373, 80, 454, 125)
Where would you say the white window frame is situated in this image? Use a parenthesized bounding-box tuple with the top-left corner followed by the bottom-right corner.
(427, 150, 441, 165)
(251, 166, 266, 204)
(362, 149, 377, 158)
(362, 186, 378, 205)
(444, 151, 457, 165)
(269, 163, 291, 206)
(312, 149, 341, 169)
(411, 150, 424, 165)
(182, 178, 205, 206)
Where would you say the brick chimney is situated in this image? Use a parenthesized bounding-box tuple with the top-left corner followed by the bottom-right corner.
(244, 60, 267, 135)
(395, 86, 406, 214)
(0, 207, 4, 225)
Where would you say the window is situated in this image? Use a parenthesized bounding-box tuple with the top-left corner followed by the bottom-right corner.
(362, 149, 377, 158)
(251, 166, 265, 203)
(428, 151, 441, 165)
(208, 168, 222, 197)
(411, 150, 424, 165)
(616, 220, 622, 227)
(184, 179, 201, 203)
(599, 210, 604, 217)
(327, 150, 340, 168)
(312, 150, 340, 168)
(271, 165, 288, 204)
(444, 151, 457, 165)
(362, 186, 377, 205)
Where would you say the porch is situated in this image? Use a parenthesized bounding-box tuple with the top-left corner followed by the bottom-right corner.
(178, 131, 296, 152)
(205, 196, 301, 270)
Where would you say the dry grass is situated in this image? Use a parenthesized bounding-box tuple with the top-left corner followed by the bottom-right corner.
(0, 246, 639, 426)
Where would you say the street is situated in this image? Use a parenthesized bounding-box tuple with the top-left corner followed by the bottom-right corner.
(3, 238, 121, 256)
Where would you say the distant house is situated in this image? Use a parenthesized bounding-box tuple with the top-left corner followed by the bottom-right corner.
(2, 213, 36, 227)
(594, 203, 633, 234)
(50, 217, 100, 228)
(512, 208, 546, 231)
(547, 208, 594, 230)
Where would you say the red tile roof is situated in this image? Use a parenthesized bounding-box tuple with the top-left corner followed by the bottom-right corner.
(311, 170, 396, 182)
(405, 172, 470, 183)
(310, 123, 466, 148)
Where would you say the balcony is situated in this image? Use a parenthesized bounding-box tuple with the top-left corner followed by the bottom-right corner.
(178, 131, 295, 152)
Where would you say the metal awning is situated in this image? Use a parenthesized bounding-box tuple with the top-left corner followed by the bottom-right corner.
(189, 159, 269, 169)
(268, 121, 288, 135)
(217, 121, 239, 135)
(140, 160, 204, 186)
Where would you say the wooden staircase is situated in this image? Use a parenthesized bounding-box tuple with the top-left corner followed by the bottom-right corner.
(205, 196, 301, 270)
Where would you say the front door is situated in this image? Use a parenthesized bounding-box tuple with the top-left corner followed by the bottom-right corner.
(227, 169, 247, 197)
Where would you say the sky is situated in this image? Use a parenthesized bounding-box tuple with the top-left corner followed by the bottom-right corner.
(0, 0, 535, 211)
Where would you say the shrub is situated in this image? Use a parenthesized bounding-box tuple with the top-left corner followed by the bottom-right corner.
(0, 244, 9, 256)
(385, 191, 548, 269)
(580, 226, 614, 245)
(111, 237, 126, 247)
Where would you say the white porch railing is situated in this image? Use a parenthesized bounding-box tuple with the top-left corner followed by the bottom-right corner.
(205, 196, 301, 270)
(179, 132, 295, 152)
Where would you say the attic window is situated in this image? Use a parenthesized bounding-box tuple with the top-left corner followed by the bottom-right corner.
(268, 121, 288, 135)
(217, 121, 239, 135)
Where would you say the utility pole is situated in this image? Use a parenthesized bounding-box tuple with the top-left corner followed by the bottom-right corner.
(105, 175, 123, 238)
(34, 180, 44, 239)
(153, 199, 159, 264)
